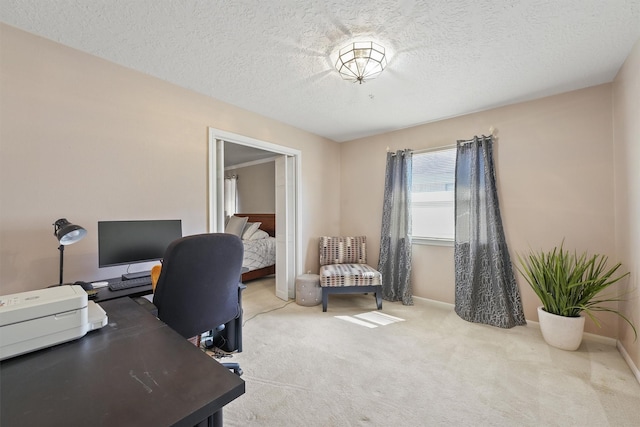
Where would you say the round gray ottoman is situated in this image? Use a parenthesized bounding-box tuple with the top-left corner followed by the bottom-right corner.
(295, 273, 322, 306)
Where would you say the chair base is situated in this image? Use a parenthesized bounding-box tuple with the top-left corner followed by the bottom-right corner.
(321, 285, 383, 312)
(222, 362, 243, 376)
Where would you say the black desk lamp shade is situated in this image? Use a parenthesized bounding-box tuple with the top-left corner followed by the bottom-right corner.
(53, 218, 87, 285)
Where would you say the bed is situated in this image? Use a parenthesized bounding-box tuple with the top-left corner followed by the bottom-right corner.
(234, 213, 276, 282)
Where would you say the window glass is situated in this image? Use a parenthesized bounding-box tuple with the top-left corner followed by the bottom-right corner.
(411, 148, 456, 241)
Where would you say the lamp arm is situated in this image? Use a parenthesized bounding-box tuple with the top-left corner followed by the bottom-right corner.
(58, 244, 64, 285)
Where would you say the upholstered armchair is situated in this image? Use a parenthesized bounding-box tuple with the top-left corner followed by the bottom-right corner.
(318, 236, 383, 312)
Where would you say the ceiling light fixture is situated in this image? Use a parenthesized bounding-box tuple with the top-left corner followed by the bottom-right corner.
(335, 41, 387, 84)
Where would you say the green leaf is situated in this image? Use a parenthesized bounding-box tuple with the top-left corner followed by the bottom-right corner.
(516, 241, 636, 340)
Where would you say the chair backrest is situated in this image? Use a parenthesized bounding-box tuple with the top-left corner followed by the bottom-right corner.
(319, 236, 367, 266)
(153, 233, 244, 339)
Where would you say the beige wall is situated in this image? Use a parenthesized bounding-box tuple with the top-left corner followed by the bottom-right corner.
(0, 24, 341, 294)
(227, 161, 276, 214)
(341, 84, 621, 337)
(1, 22, 636, 351)
(613, 39, 640, 371)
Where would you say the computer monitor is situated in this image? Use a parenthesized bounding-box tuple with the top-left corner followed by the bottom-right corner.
(98, 220, 182, 279)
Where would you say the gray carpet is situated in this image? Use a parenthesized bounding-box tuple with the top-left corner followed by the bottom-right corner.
(221, 277, 640, 426)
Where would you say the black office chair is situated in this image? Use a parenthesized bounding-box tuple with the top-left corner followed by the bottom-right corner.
(153, 233, 244, 376)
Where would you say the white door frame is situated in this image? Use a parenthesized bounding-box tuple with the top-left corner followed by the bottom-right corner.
(207, 127, 301, 300)
(274, 155, 297, 300)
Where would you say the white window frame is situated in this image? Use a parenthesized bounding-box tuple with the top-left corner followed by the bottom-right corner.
(411, 145, 456, 247)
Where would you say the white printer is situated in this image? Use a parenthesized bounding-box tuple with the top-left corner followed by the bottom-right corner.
(0, 285, 108, 360)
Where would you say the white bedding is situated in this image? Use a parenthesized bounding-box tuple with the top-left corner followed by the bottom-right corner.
(243, 236, 276, 271)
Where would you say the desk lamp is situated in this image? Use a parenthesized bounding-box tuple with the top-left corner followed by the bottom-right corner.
(53, 218, 87, 285)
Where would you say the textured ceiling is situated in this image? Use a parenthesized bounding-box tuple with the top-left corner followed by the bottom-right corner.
(1, 1, 639, 143)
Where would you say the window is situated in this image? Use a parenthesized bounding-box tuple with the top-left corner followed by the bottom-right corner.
(411, 147, 456, 244)
(224, 175, 238, 217)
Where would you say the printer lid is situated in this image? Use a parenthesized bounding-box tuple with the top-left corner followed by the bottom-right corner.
(0, 285, 87, 327)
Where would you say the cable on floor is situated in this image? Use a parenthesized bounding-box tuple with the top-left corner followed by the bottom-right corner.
(243, 300, 295, 326)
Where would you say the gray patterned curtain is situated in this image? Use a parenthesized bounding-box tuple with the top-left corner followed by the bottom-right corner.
(378, 149, 413, 305)
(454, 136, 525, 328)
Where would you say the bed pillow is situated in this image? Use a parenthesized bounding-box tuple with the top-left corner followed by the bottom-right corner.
(247, 229, 269, 240)
(225, 215, 248, 237)
(242, 222, 262, 240)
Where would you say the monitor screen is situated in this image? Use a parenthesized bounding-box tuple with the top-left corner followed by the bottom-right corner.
(98, 220, 182, 268)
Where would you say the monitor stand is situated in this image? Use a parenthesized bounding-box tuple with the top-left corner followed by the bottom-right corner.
(122, 270, 151, 281)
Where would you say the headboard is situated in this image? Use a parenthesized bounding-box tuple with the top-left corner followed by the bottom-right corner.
(235, 213, 275, 237)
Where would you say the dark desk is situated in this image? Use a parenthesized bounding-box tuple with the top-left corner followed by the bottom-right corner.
(93, 277, 153, 302)
(93, 276, 245, 354)
(0, 297, 245, 426)
(92, 268, 249, 303)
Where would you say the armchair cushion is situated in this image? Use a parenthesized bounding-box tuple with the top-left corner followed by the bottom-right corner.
(319, 236, 367, 266)
(317, 236, 383, 312)
(320, 263, 381, 287)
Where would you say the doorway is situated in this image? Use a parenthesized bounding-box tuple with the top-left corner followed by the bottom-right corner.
(207, 127, 301, 300)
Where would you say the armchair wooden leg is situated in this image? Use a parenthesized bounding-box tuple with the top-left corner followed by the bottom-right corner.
(375, 286, 383, 310)
(321, 285, 383, 312)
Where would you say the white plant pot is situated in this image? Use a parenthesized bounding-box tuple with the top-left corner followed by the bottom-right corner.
(537, 306, 586, 351)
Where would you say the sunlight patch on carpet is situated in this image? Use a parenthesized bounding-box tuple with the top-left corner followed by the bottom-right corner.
(355, 311, 405, 325)
(335, 311, 405, 328)
(334, 316, 378, 328)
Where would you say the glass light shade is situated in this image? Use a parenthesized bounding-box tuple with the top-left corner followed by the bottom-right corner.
(335, 41, 387, 84)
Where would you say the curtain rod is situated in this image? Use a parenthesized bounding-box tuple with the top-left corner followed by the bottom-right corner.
(385, 127, 497, 153)
(457, 127, 498, 146)
(385, 147, 412, 156)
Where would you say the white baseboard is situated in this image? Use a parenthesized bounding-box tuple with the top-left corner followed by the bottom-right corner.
(513, 318, 619, 346)
(413, 295, 454, 309)
(582, 330, 617, 346)
(617, 340, 640, 385)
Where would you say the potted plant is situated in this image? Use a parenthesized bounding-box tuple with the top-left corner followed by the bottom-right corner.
(517, 242, 637, 351)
